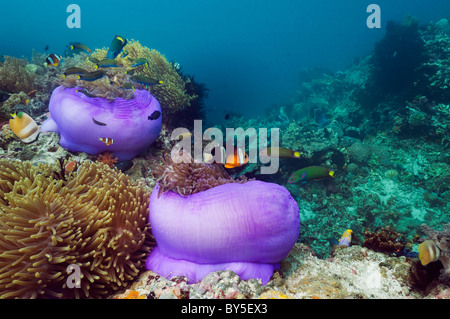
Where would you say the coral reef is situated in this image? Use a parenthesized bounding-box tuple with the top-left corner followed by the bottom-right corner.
(0, 91, 30, 123)
(0, 159, 154, 298)
(214, 17, 450, 264)
(362, 17, 426, 106)
(2, 16, 450, 300)
(113, 243, 450, 299)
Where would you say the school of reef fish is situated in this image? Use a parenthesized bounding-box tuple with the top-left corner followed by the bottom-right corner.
(0, 16, 450, 299)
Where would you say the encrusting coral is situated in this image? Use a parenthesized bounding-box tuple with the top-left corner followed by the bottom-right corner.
(0, 159, 154, 298)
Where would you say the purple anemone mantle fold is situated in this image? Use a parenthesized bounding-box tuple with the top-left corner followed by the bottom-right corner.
(41, 86, 162, 160)
(146, 180, 300, 284)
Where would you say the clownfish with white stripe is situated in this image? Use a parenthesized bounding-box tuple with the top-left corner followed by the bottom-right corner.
(204, 145, 249, 169)
(98, 137, 114, 146)
(43, 54, 62, 67)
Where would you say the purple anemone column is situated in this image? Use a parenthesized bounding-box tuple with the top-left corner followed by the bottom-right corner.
(146, 180, 300, 284)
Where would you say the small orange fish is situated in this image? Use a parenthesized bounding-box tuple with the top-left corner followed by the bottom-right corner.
(219, 146, 248, 169)
(64, 160, 78, 175)
(121, 290, 146, 299)
(203, 145, 249, 168)
(98, 137, 114, 146)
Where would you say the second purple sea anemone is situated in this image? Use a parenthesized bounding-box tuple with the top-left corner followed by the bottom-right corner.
(145, 153, 300, 284)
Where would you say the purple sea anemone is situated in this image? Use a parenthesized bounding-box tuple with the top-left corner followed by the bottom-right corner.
(145, 156, 300, 284)
(41, 86, 162, 160)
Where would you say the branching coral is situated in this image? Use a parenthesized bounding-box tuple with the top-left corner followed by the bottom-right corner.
(0, 159, 154, 298)
(153, 151, 250, 197)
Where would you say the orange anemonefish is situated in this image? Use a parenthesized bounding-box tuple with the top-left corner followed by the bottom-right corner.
(225, 146, 248, 168)
(64, 160, 78, 175)
(44, 54, 62, 67)
(98, 137, 114, 146)
(206, 146, 248, 169)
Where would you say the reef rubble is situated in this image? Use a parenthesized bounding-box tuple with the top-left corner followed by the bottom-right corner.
(112, 244, 450, 299)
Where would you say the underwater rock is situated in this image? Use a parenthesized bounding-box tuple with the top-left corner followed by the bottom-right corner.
(42, 86, 162, 160)
(146, 180, 300, 284)
(435, 18, 450, 34)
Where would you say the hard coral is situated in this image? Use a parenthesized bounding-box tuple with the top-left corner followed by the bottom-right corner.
(368, 19, 426, 102)
(0, 159, 154, 298)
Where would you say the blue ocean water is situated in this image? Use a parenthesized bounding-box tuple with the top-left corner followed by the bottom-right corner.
(1, 0, 449, 124)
